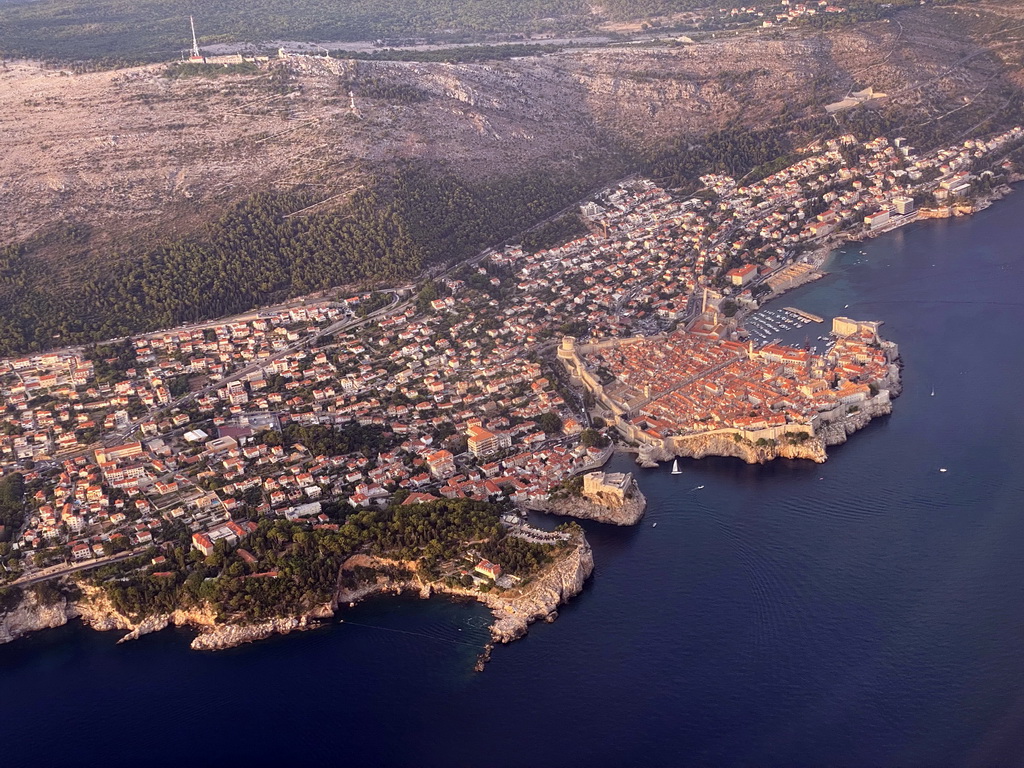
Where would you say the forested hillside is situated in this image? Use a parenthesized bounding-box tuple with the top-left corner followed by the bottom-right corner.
(0, 161, 612, 355)
(1, 0, 1022, 356)
(85, 498, 565, 622)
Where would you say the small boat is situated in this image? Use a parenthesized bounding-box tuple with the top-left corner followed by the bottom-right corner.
(671, 459, 682, 475)
(652, 522, 658, 528)
(930, 387, 935, 397)
(939, 468, 948, 473)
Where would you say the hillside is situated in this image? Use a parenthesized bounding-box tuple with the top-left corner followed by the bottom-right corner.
(1, 0, 1023, 351)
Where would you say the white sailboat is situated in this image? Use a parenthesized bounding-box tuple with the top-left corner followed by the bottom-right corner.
(671, 459, 681, 475)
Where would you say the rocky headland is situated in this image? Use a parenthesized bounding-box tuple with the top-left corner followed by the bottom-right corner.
(530, 471, 646, 526)
(636, 382, 899, 467)
(0, 583, 337, 651)
(334, 532, 594, 645)
(0, 533, 594, 654)
(0, 589, 74, 645)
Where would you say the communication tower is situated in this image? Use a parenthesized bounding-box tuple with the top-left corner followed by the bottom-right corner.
(189, 16, 204, 61)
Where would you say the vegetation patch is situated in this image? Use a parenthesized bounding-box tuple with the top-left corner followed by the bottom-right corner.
(80, 498, 570, 623)
(0, 158, 611, 356)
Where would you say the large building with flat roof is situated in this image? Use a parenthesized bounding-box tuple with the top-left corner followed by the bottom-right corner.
(467, 425, 511, 458)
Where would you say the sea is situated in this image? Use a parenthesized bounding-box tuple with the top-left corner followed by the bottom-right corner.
(4, 194, 1024, 768)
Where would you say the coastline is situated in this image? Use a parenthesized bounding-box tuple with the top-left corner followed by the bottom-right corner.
(775, 182, 1019, 299)
(5, 179, 1024, 768)
(0, 142, 1018, 676)
(0, 532, 595, 656)
(610, 178, 1006, 468)
(334, 531, 594, 647)
(633, 382, 899, 467)
(527, 474, 647, 525)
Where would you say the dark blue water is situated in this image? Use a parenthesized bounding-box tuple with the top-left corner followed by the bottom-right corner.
(5, 196, 1024, 767)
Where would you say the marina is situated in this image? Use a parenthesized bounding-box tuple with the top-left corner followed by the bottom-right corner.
(741, 306, 821, 347)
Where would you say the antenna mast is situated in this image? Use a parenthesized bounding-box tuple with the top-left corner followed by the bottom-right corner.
(190, 16, 202, 60)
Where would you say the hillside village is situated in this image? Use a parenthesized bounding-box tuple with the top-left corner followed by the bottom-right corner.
(0, 123, 1021, 583)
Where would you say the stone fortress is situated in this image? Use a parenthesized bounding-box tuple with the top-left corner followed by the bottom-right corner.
(558, 314, 901, 465)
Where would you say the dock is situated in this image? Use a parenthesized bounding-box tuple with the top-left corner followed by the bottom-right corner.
(785, 307, 824, 323)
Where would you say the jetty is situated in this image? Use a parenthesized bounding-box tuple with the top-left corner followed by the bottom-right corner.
(785, 307, 824, 323)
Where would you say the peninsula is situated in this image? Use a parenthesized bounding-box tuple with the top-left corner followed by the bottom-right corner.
(560, 316, 900, 465)
(531, 470, 647, 526)
(0, 499, 593, 656)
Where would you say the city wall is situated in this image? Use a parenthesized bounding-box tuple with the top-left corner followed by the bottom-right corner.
(559, 334, 899, 465)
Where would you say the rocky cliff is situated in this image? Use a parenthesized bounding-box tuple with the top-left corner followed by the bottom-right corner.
(483, 534, 594, 643)
(0, 591, 73, 645)
(0, 533, 594, 653)
(531, 483, 646, 526)
(0, 584, 139, 645)
(335, 533, 594, 645)
(816, 390, 894, 450)
(0, 582, 334, 651)
(638, 432, 828, 465)
(188, 607, 334, 651)
(77, 584, 334, 651)
(636, 386, 898, 466)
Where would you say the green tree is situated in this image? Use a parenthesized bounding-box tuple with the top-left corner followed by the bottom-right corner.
(538, 412, 563, 434)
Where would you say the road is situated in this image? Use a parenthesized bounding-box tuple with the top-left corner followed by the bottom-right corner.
(11, 549, 141, 588)
(96, 173, 638, 450)
(34, 169, 639, 469)
(77, 291, 405, 454)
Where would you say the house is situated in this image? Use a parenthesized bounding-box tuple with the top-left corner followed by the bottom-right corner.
(864, 210, 890, 230)
(192, 532, 215, 557)
(237, 548, 258, 565)
(402, 492, 440, 506)
(94, 441, 143, 464)
(132, 528, 154, 545)
(726, 264, 757, 287)
(426, 450, 456, 479)
(474, 559, 502, 581)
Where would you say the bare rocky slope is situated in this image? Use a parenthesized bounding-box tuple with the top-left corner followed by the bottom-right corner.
(2, 2, 1024, 267)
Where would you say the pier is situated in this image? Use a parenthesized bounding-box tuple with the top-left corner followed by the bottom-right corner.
(785, 307, 824, 323)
